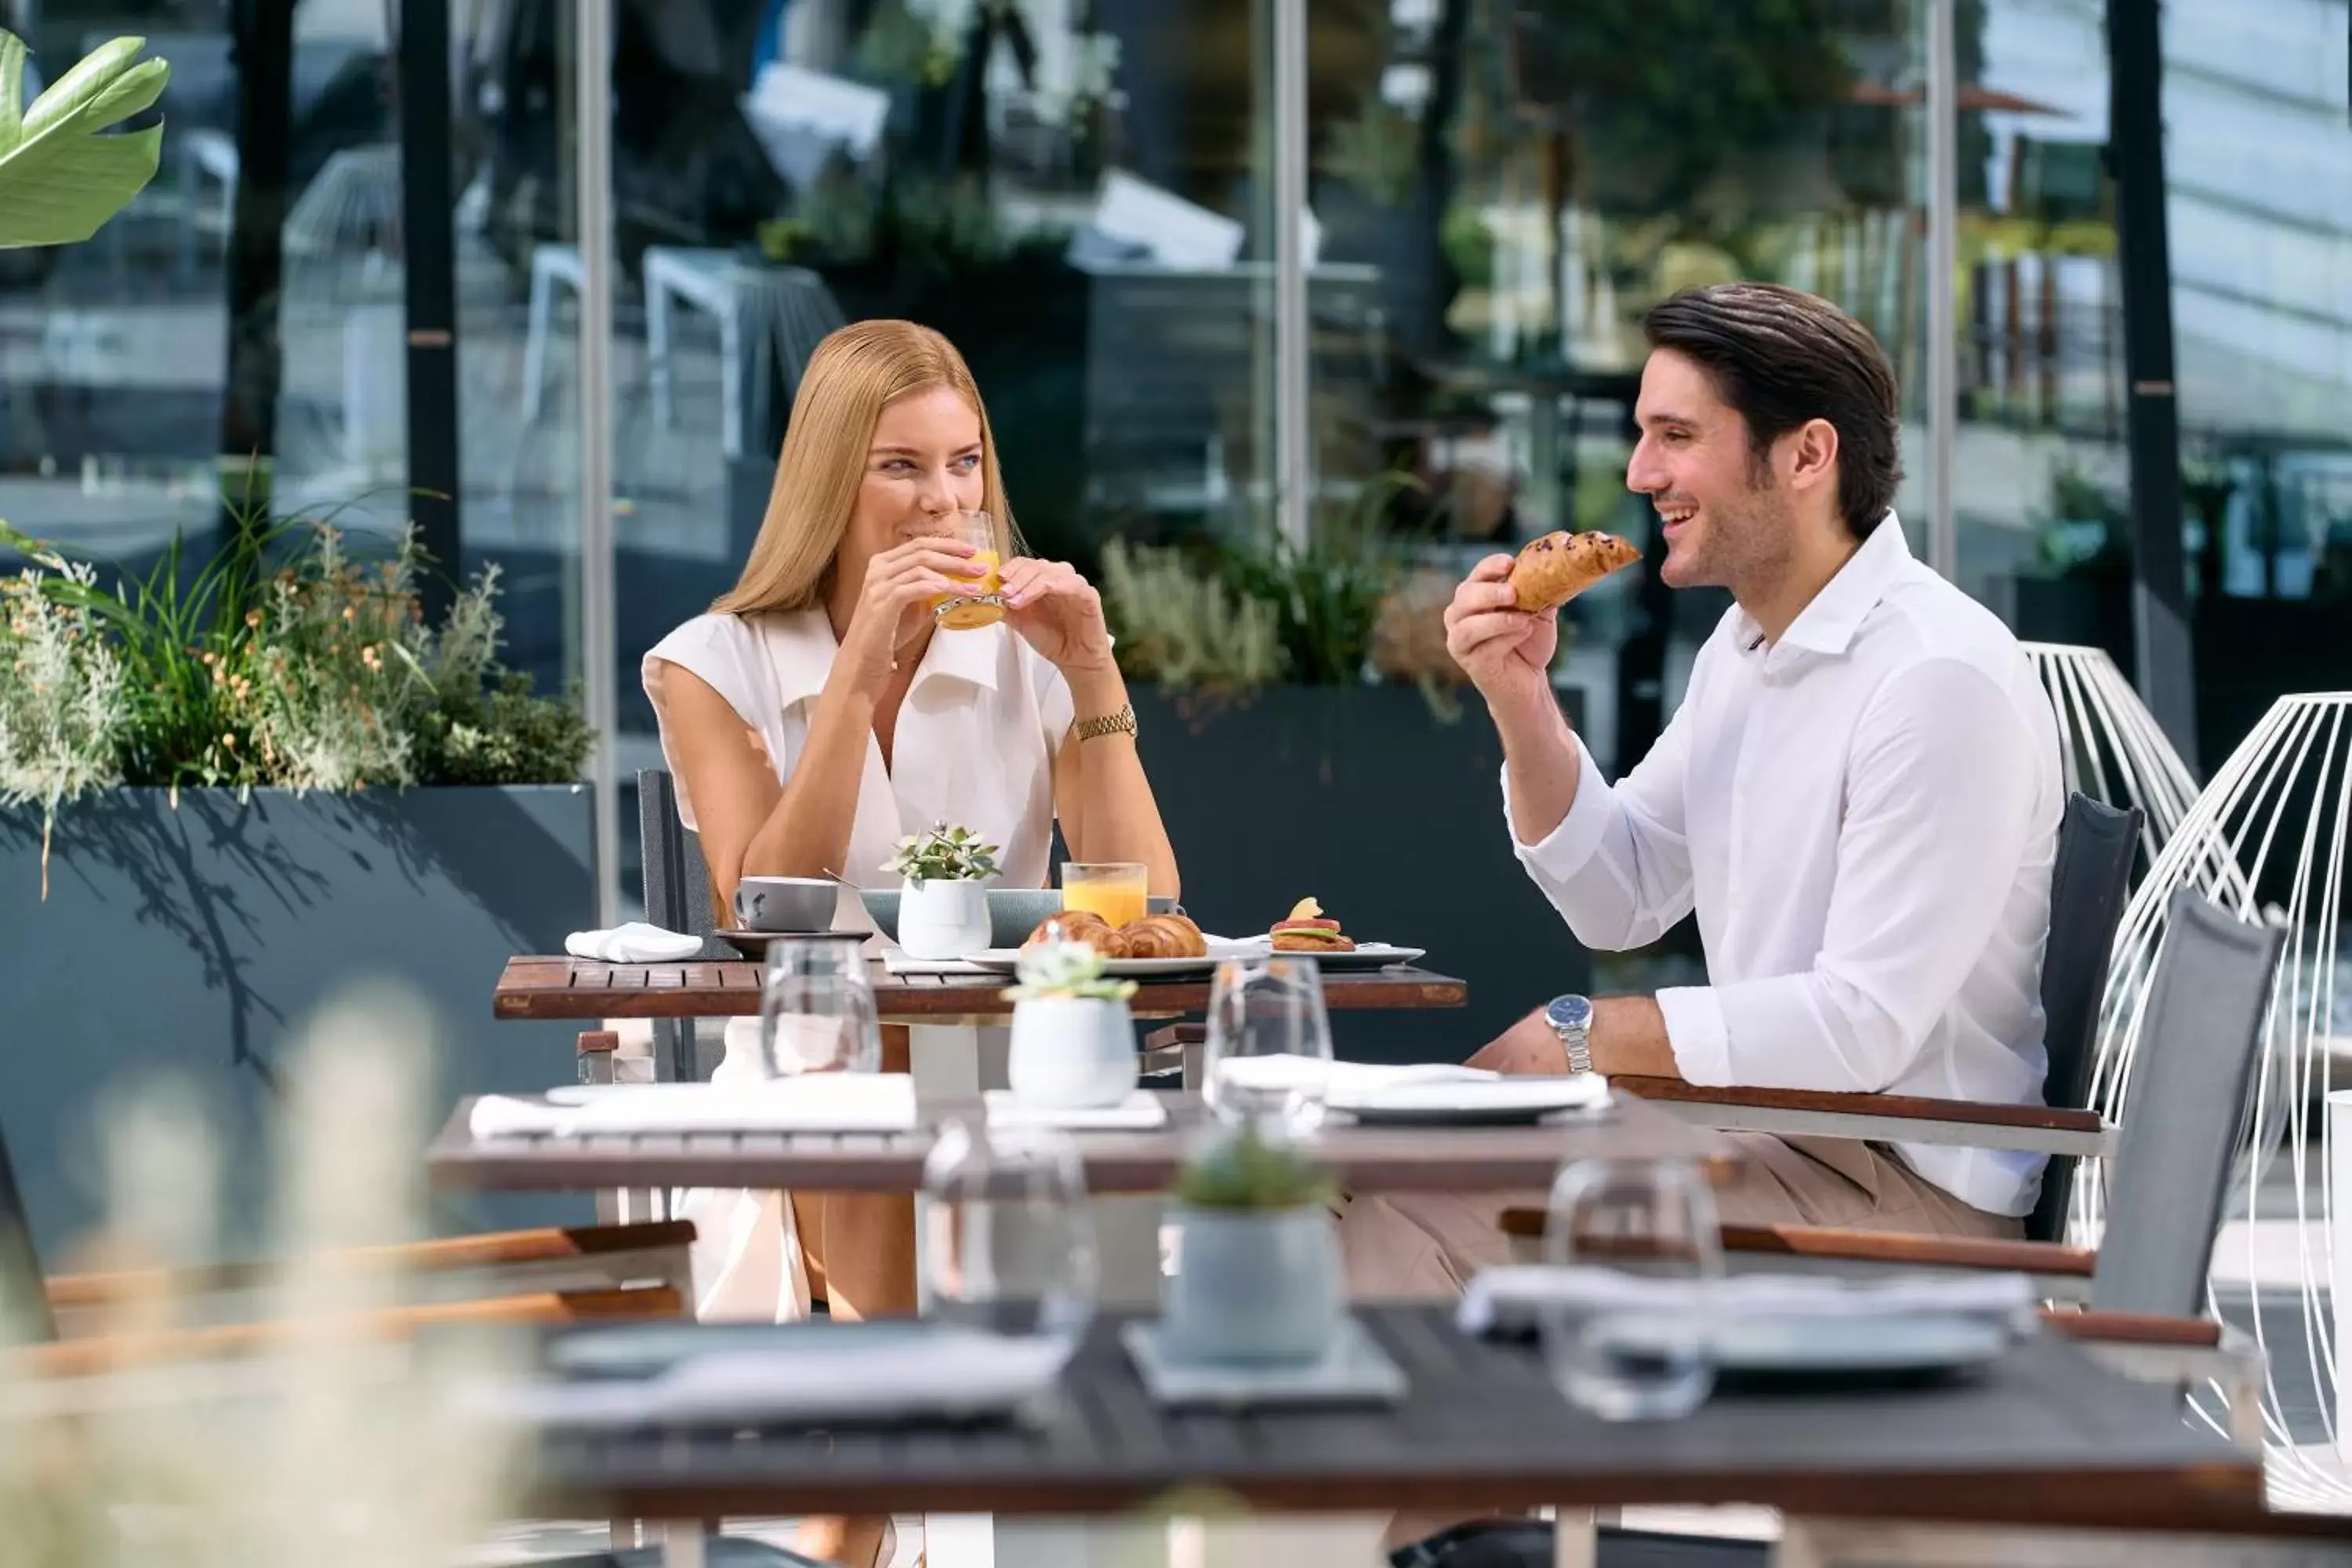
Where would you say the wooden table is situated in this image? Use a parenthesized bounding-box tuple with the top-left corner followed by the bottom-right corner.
(525, 1308, 2264, 1548)
(492, 956, 1469, 1025)
(427, 1091, 1738, 1196)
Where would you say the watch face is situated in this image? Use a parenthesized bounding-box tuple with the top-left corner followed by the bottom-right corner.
(1544, 994, 1592, 1033)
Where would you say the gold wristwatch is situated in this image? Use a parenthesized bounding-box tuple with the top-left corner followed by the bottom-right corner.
(1074, 703, 1138, 742)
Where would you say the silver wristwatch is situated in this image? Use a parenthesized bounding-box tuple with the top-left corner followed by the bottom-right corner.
(1545, 993, 1595, 1076)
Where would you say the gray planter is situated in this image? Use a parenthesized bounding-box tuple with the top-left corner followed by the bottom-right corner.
(1130, 683, 1593, 1065)
(1162, 1204, 1343, 1365)
(0, 786, 597, 1262)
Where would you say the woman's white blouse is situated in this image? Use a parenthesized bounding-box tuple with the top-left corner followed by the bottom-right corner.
(643, 608, 1075, 927)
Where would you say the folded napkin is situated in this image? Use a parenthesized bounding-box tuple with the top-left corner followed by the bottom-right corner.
(469, 1075, 918, 1138)
(984, 1089, 1170, 1130)
(1214, 1053, 1497, 1096)
(1457, 1265, 2038, 1340)
(511, 1327, 1068, 1428)
(564, 923, 703, 963)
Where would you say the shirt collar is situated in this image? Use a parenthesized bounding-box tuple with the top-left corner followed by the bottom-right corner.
(754, 608, 1004, 708)
(1733, 510, 1911, 660)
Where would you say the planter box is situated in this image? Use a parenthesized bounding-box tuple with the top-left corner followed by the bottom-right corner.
(1131, 684, 1592, 1067)
(0, 786, 597, 1263)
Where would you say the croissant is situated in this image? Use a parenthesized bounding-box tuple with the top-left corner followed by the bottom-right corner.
(1024, 910, 1113, 952)
(1109, 913, 1207, 959)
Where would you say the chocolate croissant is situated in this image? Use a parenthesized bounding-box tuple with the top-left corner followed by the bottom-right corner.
(1024, 910, 1113, 953)
(1109, 913, 1207, 959)
(1509, 530, 1640, 612)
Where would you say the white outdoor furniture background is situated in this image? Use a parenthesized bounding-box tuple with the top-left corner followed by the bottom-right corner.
(643, 246, 844, 459)
(2024, 642, 2205, 874)
(2077, 691, 2352, 1509)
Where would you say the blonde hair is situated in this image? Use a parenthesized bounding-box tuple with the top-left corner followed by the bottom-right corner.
(713, 320, 1018, 616)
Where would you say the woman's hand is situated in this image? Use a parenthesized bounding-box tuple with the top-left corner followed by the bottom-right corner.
(1000, 557, 1117, 673)
(835, 535, 987, 693)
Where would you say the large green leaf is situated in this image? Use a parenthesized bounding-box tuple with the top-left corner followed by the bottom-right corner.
(0, 31, 169, 249)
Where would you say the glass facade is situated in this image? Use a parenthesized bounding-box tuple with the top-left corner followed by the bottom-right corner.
(5, 0, 2347, 862)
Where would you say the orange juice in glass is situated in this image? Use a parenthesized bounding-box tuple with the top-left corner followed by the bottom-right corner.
(1062, 862, 1149, 929)
(931, 510, 1004, 631)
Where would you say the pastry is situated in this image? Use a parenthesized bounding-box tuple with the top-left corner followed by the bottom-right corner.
(1024, 910, 1113, 952)
(1508, 530, 1640, 612)
(1270, 896, 1358, 953)
(1109, 913, 1208, 960)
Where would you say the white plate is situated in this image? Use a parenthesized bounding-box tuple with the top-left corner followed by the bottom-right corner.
(1588, 1310, 2013, 1376)
(963, 949, 1225, 978)
(1332, 1075, 1610, 1126)
(1262, 942, 1428, 971)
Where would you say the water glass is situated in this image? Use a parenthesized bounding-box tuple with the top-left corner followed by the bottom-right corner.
(1203, 957, 1334, 1137)
(1540, 1159, 1722, 1421)
(920, 1120, 1097, 1359)
(757, 935, 881, 1076)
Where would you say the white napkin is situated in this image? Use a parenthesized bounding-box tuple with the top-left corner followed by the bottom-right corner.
(564, 923, 704, 963)
(510, 1327, 1068, 1427)
(469, 1075, 918, 1138)
(1213, 1054, 1497, 1095)
(1457, 1265, 2039, 1340)
(984, 1090, 1169, 1130)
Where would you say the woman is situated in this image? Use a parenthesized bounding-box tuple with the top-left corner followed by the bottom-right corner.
(644, 319, 1178, 1566)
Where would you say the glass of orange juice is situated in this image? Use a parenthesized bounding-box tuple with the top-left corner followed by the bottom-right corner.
(930, 510, 1004, 630)
(1062, 862, 1149, 929)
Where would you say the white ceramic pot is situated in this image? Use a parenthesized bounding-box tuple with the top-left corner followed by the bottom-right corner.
(898, 876, 989, 960)
(1007, 995, 1137, 1109)
(1162, 1204, 1342, 1366)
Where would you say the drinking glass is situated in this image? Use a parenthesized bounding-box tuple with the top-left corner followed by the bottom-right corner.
(1060, 861, 1149, 929)
(757, 935, 882, 1076)
(920, 1119, 1097, 1361)
(1202, 957, 1334, 1136)
(928, 510, 1004, 630)
(1539, 1159, 1722, 1421)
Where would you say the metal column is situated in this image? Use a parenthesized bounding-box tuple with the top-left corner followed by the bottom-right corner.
(575, 0, 621, 926)
(2107, 0, 2198, 763)
(1925, 0, 1958, 582)
(398, 0, 462, 625)
(1271, 0, 1310, 551)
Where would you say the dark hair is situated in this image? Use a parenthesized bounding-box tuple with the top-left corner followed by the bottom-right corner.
(1641, 282, 1903, 540)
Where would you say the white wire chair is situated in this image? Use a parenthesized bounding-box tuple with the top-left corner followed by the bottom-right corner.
(2023, 642, 2203, 873)
(2076, 691, 2352, 1508)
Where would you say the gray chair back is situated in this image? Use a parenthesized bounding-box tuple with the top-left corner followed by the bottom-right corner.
(2025, 793, 2144, 1243)
(2090, 890, 2282, 1319)
(638, 768, 723, 1083)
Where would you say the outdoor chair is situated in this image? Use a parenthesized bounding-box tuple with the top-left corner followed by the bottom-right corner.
(0, 1105, 694, 1378)
(1602, 792, 2140, 1251)
(1502, 888, 2285, 1445)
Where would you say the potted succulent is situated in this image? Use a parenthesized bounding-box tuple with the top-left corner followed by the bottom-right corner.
(1162, 1123, 1343, 1367)
(1001, 938, 1139, 1109)
(884, 820, 999, 959)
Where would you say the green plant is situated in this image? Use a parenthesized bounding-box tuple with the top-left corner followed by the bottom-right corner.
(0, 31, 169, 249)
(1004, 938, 1137, 1004)
(885, 820, 1001, 883)
(1173, 1123, 1336, 1211)
(1098, 536, 1285, 697)
(0, 514, 592, 892)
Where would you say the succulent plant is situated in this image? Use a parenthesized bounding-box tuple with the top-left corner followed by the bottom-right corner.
(1004, 938, 1136, 1004)
(884, 820, 1000, 884)
(1173, 1123, 1336, 1212)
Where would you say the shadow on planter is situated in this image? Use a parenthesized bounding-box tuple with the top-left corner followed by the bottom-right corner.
(0, 786, 597, 1264)
(1131, 684, 1593, 1067)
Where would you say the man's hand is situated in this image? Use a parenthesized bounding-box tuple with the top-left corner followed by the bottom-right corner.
(1467, 998, 1683, 1080)
(1466, 1010, 1570, 1075)
(1443, 554, 1559, 717)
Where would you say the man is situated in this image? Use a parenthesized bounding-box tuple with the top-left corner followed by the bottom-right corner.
(1342, 282, 2064, 1303)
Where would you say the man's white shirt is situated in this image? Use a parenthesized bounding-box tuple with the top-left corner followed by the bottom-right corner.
(1508, 516, 2063, 1215)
